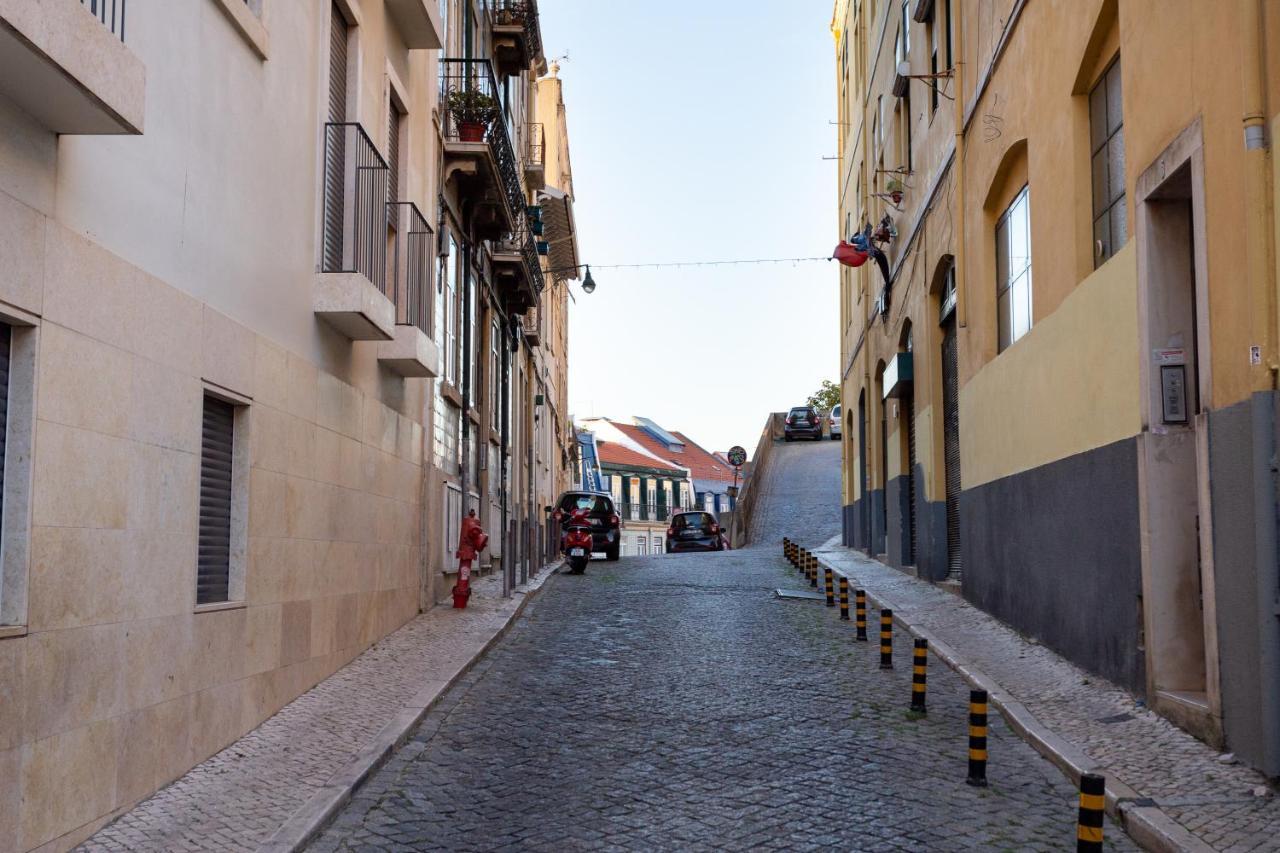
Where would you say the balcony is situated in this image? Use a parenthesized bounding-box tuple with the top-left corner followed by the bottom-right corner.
(488, 0, 542, 78)
(384, 0, 443, 49)
(379, 202, 441, 377)
(523, 122, 546, 191)
(619, 503, 694, 524)
(439, 58, 526, 241)
(315, 122, 396, 341)
(520, 302, 542, 347)
(491, 226, 543, 316)
(0, 0, 145, 134)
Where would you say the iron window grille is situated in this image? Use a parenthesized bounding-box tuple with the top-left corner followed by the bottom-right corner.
(322, 122, 390, 295)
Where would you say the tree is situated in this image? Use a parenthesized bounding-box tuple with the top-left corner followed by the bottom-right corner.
(805, 380, 841, 414)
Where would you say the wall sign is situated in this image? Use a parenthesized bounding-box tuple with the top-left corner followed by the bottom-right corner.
(1160, 364, 1189, 425)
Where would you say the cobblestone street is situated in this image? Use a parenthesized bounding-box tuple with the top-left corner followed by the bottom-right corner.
(311, 442, 1132, 851)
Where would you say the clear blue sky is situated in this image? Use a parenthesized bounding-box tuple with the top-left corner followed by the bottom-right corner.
(541, 0, 840, 456)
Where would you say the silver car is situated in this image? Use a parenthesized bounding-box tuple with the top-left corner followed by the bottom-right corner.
(828, 404, 842, 440)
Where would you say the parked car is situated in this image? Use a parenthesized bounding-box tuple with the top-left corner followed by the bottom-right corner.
(829, 404, 842, 440)
(552, 490, 621, 561)
(783, 406, 823, 441)
(665, 511, 725, 553)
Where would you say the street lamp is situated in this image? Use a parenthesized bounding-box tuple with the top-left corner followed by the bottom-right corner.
(545, 263, 597, 294)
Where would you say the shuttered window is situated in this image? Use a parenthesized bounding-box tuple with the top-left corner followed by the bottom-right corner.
(197, 396, 235, 605)
(323, 3, 349, 272)
(387, 104, 401, 205)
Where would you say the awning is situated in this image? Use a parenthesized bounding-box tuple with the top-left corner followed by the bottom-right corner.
(537, 185, 580, 277)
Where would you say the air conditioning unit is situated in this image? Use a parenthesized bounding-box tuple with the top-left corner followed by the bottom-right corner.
(892, 61, 911, 98)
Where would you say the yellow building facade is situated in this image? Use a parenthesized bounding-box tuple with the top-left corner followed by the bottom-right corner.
(834, 0, 1280, 775)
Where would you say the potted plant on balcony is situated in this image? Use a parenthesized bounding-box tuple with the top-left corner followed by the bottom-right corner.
(448, 88, 498, 143)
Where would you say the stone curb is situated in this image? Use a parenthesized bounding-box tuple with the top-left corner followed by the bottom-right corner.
(255, 564, 562, 853)
(812, 547, 1213, 853)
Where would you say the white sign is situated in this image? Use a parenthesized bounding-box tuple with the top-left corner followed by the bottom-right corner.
(1153, 348, 1185, 366)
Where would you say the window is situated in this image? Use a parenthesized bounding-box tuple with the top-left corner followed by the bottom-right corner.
(444, 236, 459, 386)
(0, 322, 31, 628)
(996, 185, 1033, 351)
(943, 0, 952, 68)
(198, 394, 247, 606)
(638, 536, 648, 556)
(1090, 57, 1126, 266)
(490, 317, 501, 431)
(929, 11, 940, 114)
(900, 0, 910, 61)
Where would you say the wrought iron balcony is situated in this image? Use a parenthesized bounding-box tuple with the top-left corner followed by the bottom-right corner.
(488, 0, 542, 77)
(379, 202, 441, 378)
(321, 122, 389, 292)
(439, 58, 526, 239)
(524, 122, 546, 191)
(387, 202, 432, 333)
(491, 223, 544, 315)
(618, 503, 695, 523)
(315, 122, 395, 341)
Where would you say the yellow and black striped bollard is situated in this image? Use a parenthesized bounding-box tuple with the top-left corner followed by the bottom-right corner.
(966, 689, 988, 787)
(838, 576, 850, 620)
(854, 589, 867, 640)
(785, 540, 793, 565)
(783, 537, 790, 563)
(823, 566, 835, 607)
(808, 553, 818, 588)
(910, 639, 928, 713)
(878, 609, 893, 669)
(1076, 772, 1106, 851)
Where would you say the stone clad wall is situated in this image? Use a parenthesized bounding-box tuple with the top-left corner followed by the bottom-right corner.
(0, 221, 425, 852)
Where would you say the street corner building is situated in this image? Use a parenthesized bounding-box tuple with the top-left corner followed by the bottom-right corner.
(0, 0, 580, 849)
(832, 0, 1280, 777)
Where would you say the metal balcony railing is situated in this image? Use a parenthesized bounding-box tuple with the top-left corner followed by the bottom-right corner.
(322, 123, 389, 294)
(388, 202, 433, 334)
(526, 122, 545, 169)
(81, 0, 126, 41)
(495, 221, 545, 295)
(489, 0, 543, 60)
(439, 58, 525, 231)
(618, 503, 695, 523)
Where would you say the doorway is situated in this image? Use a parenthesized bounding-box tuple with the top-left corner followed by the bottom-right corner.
(858, 391, 869, 549)
(940, 269, 962, 580)
(901, 324, 917, 566)
(1136, 129, 1218, 739)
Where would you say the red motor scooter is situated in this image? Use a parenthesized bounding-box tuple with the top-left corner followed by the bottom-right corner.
(562, 507, 594, 574)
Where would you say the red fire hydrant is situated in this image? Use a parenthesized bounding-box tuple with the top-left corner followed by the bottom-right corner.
(453, 509, 488, 609)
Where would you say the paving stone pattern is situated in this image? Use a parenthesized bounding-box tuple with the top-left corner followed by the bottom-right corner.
(79, 570, 551, 853)
(751, 442, 1280, 852)
(311, 442, 1132, 851)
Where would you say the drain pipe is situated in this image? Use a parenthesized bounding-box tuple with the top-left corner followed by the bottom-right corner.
(1240, 0, 1276, 386)
(952, 4, 967, 329)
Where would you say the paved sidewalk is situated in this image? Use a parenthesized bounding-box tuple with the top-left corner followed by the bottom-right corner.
(79, 566, 558, 853)
(810, 541, 1278, 852)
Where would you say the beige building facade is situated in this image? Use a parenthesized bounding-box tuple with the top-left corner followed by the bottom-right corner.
(0, 0, 576, 849)
(834, 0, 1280, 776)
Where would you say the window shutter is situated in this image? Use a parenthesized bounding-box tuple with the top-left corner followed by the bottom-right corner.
(197, 396, 235, 604)
(323, 4, 349, 272)
(387, 106, 401, 205)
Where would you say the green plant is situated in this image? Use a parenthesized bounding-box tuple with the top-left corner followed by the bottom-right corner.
(448, 88, 498, 126)
(805, 379, 841, 414)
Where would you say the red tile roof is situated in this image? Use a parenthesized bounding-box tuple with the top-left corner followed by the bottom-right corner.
(595, 439, 685, 474)
(608, 423, 736, 486)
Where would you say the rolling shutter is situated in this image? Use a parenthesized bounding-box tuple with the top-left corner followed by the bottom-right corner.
(197, 396, 235, 605)
(942, 316, 962, 579)
(323, 4, 349, 271)
(387, 105, 401, 205)
(906, 395, 917, 565)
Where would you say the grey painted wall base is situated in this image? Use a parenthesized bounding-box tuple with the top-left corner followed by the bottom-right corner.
(1208, 391, 1280, 777)
(868, 489, 886, 556)
(886, 475, 911, 568)
(960, 437, 1145, 694)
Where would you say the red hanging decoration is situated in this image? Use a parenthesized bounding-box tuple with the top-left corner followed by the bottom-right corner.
(833, 241, 869, 268)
